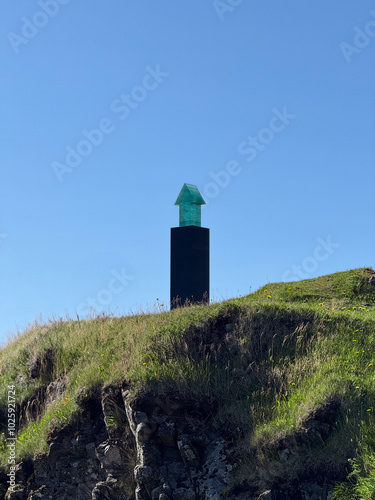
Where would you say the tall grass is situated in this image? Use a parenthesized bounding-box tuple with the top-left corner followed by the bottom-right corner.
(0, 268, 374, 494)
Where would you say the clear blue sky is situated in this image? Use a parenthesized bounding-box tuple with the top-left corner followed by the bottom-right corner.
(1, 1, 374, 345)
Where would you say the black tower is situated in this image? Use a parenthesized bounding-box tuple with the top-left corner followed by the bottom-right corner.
(170, 184, 209, 308)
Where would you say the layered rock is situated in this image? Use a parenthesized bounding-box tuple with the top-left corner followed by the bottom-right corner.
(0, 385, 234, 500)
(0, 382, 344, 500)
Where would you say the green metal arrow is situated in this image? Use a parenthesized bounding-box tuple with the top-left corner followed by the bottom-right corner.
(175, 183, 206, 227)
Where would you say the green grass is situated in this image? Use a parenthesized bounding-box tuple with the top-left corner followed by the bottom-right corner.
(0, 267, 374, 496)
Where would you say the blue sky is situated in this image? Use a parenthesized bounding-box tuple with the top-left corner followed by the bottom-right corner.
(1, 1, 374, 345)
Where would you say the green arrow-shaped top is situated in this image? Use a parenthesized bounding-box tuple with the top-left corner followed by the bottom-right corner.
(175, 183, 205, 206)
(175, 183, 205, 227)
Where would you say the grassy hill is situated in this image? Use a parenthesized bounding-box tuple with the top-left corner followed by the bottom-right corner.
(0, 268, 374, 498)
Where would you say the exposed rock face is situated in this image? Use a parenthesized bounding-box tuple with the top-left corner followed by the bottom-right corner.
(0, 384, 342, 500)
(0, 385, 234, 500)
(122, 388, 233, 500)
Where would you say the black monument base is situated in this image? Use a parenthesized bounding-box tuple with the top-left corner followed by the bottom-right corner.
(170, 226, 209, 309)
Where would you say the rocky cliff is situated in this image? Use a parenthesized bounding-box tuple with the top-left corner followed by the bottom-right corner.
(1, 268, 375, 499)
(1, 383, 343, 500)
(1, 354, 345, 500)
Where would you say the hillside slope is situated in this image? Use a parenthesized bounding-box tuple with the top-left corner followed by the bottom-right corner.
(0, 268, 374, 499)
